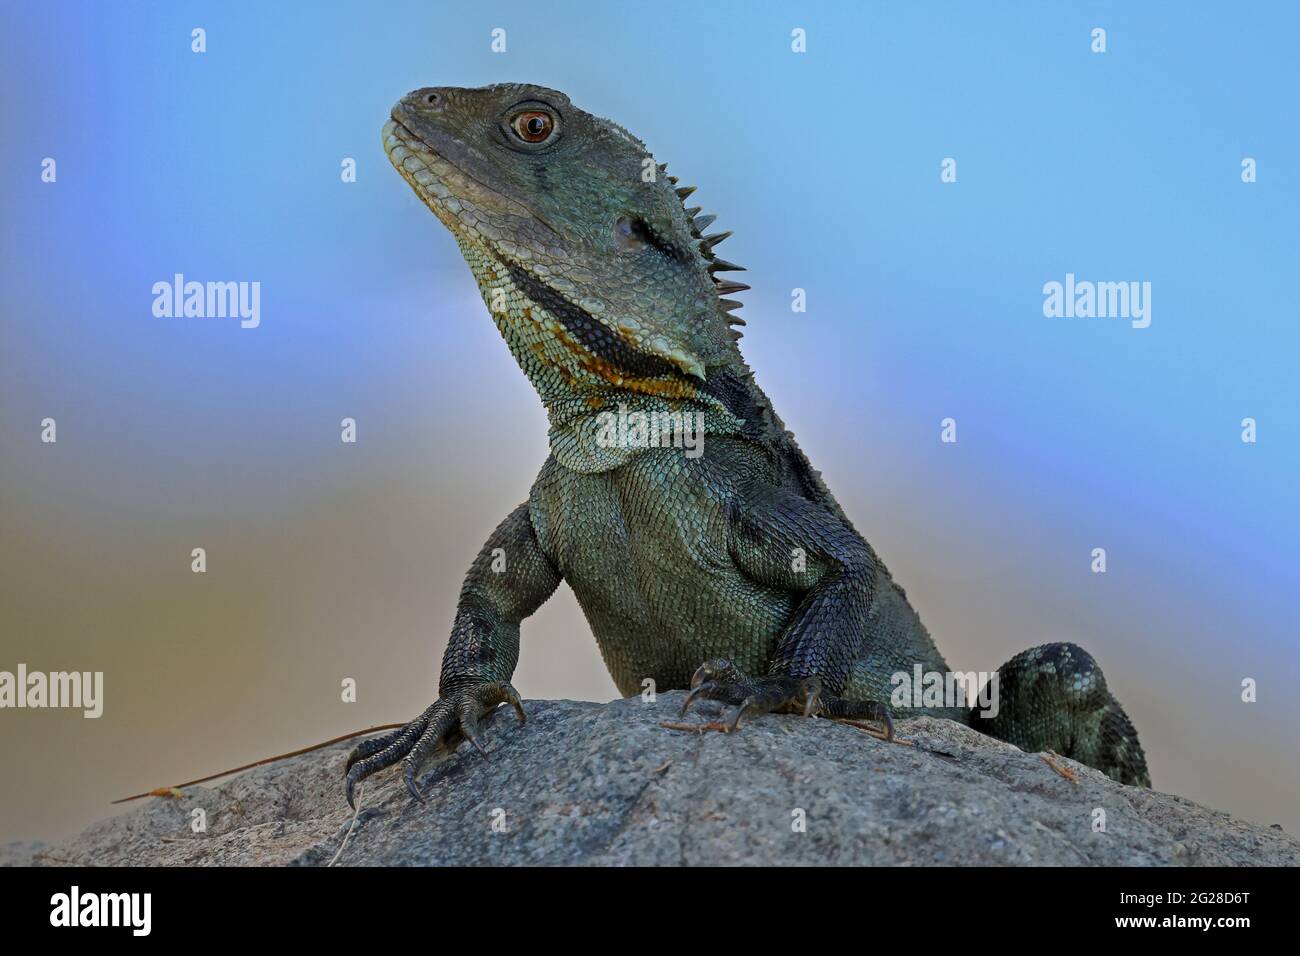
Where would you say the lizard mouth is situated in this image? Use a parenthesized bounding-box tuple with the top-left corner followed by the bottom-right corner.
(383, 117, 486, 234)
(383, 115, 560, 242)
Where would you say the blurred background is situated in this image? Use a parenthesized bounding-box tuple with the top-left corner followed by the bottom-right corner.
(2, 1, 1297, 845)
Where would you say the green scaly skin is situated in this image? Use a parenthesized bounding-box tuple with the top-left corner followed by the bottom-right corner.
(344, 84, 1150, 808)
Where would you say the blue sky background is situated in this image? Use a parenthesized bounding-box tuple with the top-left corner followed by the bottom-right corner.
(2, 1, 1297, 842)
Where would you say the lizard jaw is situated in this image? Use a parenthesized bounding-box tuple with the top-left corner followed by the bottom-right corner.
(382, 117, 559, 253)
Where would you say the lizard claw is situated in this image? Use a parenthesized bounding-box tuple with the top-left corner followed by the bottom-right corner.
(344, 680, 524, 807)
(672, 661, 890, 738)
(678, 659, 817, 729)
(457, 702, 490, 758)
(815, 696, 895, 741)
(681, 659, 750, 716)
(800, 677, 824, 717)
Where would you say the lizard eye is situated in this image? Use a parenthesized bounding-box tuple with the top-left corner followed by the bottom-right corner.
(510, 110, 556, 144)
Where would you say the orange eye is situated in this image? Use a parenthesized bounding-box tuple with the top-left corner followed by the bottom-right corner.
(511, 110, 555, 143)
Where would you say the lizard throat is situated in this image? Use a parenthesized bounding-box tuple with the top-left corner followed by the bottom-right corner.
(501, 263, 685, 382)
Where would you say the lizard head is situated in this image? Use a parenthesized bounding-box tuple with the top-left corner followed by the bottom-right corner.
(384, 83, 748, 402)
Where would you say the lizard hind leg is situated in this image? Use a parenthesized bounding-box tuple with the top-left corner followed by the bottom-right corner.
(973, 642, 1150, 787)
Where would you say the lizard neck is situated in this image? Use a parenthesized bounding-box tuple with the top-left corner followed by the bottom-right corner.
(458, 236, 749, 471)
(545, 390, 743, 473)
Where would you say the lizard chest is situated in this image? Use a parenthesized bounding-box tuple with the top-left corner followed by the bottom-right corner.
(528, 449, 791, 694)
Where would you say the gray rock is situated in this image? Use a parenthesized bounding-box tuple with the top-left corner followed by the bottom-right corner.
(13, 693, 1300, 866)
(0, 841, 48, 867)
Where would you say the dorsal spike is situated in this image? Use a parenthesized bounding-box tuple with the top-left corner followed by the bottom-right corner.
(726, 315, 747, 326)
(708, 258, 746, 273)
(713, 279, 751, 294)
(667, 175, 679, 185)
(718, 298, 744, 312)
(684, 206, 703, 218)
(693, 213, 717, 232)
(675, 185, 697, 199)
(700, 231, 732, 250)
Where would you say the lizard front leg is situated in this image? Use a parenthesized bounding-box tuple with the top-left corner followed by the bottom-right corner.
(680, 483, 890, 735)
(344, 501, 561, 807)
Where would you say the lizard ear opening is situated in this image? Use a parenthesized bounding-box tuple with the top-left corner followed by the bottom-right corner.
(614, 215, 648, 252)
(612, 214, 693, 264)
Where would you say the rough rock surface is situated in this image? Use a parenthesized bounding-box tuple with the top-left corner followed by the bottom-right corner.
(8, 693, 1299, 866)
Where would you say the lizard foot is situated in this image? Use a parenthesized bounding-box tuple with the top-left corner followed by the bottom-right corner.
(679, 659, 819, 731)
(815, 696, 895, 741)
(677, 659, 894, 739)
(343, 680, 524, 808)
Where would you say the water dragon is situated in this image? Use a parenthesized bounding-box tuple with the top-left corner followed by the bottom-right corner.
(344, 83, 1150, 807)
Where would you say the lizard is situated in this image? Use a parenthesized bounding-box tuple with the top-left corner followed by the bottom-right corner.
(345, 83, 1150, 808)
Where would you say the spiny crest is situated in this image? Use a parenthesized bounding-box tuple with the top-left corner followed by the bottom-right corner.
(657, 163, 750, 337)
